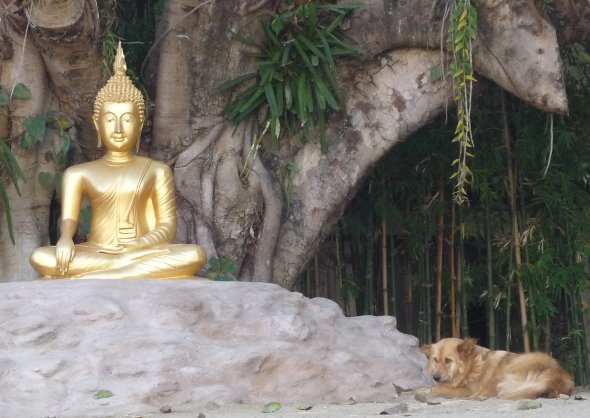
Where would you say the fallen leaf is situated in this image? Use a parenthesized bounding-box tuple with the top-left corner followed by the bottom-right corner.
(517, 400, 542, 410)
(262, 401, 282, 413)
(94, 389, 113, 399)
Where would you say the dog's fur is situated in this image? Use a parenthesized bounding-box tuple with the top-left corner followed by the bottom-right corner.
(420, 338, 574, 400)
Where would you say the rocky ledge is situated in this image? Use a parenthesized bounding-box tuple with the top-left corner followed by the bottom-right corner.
(0, 279, 430, 417)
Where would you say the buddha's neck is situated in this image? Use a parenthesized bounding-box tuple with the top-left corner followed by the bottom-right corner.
(102, 151, 136, 165)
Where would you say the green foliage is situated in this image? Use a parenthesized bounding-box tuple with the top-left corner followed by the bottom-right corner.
(20, 110, 80, 193)
(219, 0, 362, 148)
(0, 140, 25, 244)
(205, 257, 237, 281)
(0, 82, 31, 244)
(448, 0, 477, 205)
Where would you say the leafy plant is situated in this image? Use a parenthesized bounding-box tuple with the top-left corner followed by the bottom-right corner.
(0, 83, 30, 244)
(205, 257, 237, 281)
(448, 0, 477, 205)
(21, 110, 80, 194)
(218, 0, 362, 150)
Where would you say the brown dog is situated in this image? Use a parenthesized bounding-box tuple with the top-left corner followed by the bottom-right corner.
(420, 338, 574, 399)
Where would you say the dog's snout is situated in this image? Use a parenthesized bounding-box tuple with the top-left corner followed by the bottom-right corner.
(433, 373, 442, 382)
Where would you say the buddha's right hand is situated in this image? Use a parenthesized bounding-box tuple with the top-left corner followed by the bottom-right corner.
(56, 237, 75, 275)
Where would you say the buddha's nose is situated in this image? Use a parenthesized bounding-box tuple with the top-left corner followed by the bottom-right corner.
(433, 373, 442, 382)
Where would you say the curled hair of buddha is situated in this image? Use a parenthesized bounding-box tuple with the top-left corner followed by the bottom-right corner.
(93, 41, 145, 148)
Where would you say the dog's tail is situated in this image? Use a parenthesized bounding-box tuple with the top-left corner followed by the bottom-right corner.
(498, 367, 574, 399)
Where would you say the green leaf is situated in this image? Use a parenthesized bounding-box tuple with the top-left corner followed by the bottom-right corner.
(270, 16, 285, 35)
(297, 72, 308, 124)
(264, 83, 279, 116)
(270, 114, 281, 141)
(22, 115, 46, 148)
(37, 172, 55, 189)
(304, 73, 314, 113)
(317, 31, 335, 69)
(12, 83, 31, 100)
(293, 38, 320, 79)
(0, 185, 15, 244)
(281, 42, 292, 66)
(430, 65, 444, 83)
(312, 75, 338, 110)
(0, 140, 24, 193)
(275, 83, 284, 116)
(325, 13, 344, 33)
(0, 88, 9, 106)
(262, 401, 282, 413)
(94, 390, 113, 399)
(297, 34, 326, 62)
(323, 3, 363, 13)
(215, 73, 257, 93)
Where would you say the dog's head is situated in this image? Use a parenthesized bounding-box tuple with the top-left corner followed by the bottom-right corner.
(420, 338, 478, 386)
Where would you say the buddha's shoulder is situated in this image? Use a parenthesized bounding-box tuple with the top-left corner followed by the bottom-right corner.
(140, 156, 172, 173)
(63, 160, 99, 175)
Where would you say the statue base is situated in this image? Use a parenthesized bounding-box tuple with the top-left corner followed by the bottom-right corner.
(0, 279, 430, 417)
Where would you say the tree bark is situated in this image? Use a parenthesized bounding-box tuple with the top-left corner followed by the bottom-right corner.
(0, 0, 585, 285)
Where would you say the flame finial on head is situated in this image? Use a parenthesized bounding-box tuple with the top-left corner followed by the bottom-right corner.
(93, 41, 145, 148)
(113, 41, 127, 76)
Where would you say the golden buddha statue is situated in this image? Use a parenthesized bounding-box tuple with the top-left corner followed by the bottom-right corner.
(30, 42, 206, 279)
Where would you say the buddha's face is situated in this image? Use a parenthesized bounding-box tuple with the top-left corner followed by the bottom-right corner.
(95, 102, 143, 152)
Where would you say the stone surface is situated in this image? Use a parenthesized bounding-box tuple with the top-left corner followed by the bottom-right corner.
(0, 280, 430, 417)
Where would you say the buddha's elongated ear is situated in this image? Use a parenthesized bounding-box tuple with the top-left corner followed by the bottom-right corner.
(93, 117, 102, 148)
(135, 120, 144, 152)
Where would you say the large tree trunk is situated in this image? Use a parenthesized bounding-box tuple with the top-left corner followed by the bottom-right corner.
(0, 0, 102, 280)
(0, 0, 586, 284)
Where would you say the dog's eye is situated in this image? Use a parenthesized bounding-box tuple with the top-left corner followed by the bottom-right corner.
(444, 357, 452, 365)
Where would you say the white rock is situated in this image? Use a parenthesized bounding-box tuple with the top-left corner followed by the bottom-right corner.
(0, 279, 430, 417)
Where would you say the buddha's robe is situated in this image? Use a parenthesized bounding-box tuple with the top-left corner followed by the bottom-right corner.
(30, 156, 206, 279)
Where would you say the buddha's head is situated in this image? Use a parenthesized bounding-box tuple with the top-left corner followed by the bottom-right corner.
(93, 42, 145, 150)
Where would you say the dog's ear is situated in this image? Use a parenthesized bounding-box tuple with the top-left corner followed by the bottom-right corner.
(420, 344, 431, 358)
(457, 338, 477, 359)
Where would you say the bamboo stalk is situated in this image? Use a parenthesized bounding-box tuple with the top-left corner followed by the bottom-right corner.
(381, 218, 389, 315)
(435, 173, 445, 341)
(501, 91, 530, 352)
(388, 226, 397, 319)
(424, 223, 433, 344)
(459, 208, 469, 337)
(485, 207, 496, 349)
(456, 202, 459, 338)
(314, 253, 320, 298)
(364, 208, 375, 314)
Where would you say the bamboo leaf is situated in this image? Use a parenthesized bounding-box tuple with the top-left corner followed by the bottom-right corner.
(297, 34, 326, 62)
(297, 72, 307, 124)
(312, 75, 338, 110)
(317, 31, 335, 68)
(264, 83, 279, 116)
(293, 38, 320, 79)
(275, 83, 284, 116)
(0, 185, 15, 244)
(215, 73, 257, 93)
